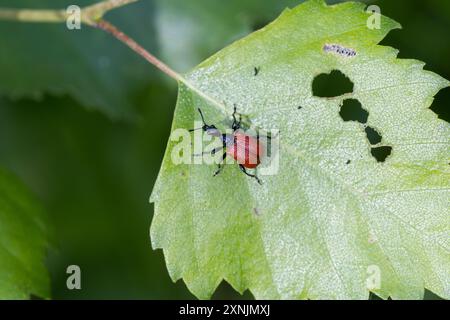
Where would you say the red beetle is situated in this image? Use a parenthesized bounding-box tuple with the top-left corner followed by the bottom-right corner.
(190, 106, 266, 184)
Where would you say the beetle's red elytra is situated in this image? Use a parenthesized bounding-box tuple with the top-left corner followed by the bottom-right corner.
(189, 106, 266, 184)
(229, 131, 263, 169)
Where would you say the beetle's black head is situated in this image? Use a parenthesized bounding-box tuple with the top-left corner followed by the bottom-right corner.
(204, 125, 221, 137)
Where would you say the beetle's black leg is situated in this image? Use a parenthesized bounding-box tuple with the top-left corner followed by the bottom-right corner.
(193, 146, 223, 157)
(232, 105, 237, 129)
(239, 165, 262, 185)
(256, 131, 273, 141)
(214, 134, 228, 176)
(232, 104, 241, 131)
(213, 152, 227, 176)
(210, 146, 223, 155)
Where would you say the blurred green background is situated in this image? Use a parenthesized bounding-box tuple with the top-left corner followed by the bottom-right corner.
(0, 0, 448, 299)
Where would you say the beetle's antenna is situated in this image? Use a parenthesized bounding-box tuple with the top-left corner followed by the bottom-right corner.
(197, 108, 208, 125)
(189, 108, 209, 132)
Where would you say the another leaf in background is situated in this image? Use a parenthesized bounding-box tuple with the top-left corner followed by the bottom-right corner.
(0, 167, 50, 299)
(150, 0, 450, 299)
(0, 91, 197, 299)
(0, 0, 158, 119)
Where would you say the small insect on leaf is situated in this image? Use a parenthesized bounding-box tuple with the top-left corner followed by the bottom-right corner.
(323, 43, 357, 57)
(188, 107, 264, 185)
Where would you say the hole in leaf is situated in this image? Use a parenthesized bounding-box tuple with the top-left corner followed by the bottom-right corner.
(371, 146, 392, 162)
(429, 87, 450, 123)
(312, 70, 354, 97)
(346, 160, 351, 165)
(365, 126, 382, 145)
(339, 99, 368, 124)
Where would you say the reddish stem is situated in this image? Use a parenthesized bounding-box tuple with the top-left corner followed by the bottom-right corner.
(96, 19, 183, 82)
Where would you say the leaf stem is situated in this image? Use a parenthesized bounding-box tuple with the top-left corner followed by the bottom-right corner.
(0, 0, 138, 26)
(0, 9, 67, 23)
(95, 19, 184, 82)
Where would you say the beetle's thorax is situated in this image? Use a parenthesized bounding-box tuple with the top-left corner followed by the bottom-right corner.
(222, 134, 235, 147)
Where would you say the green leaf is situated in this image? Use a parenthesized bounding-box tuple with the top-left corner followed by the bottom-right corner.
(0, 167, 50, 299)
(150, 0, 450, 299)
(0, 0, 157, 119)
